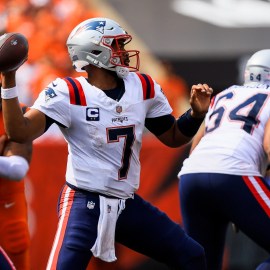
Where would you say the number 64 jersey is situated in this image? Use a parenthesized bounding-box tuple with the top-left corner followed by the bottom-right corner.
(179, 83, 270, 178)
(31, 73, 172, 199)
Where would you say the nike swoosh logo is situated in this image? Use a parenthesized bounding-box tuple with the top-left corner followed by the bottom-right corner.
(4, 202, 15, 209)
(52, 82, 57, 87)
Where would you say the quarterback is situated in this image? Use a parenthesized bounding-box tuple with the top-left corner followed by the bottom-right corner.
(1, 18, 212, 269)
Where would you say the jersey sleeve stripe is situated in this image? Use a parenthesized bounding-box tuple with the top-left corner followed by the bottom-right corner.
(136, 73, 147, 99)
(136, 73, 155, 100)
(64, 77, 86, 106)
(210, 96, 216, 108)
(63, 78, 76, 104)
(72, 78, 87, 106)
(142, 74, 155, 99)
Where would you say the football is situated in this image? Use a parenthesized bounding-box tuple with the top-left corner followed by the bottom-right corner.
(0, 32, 28, 72)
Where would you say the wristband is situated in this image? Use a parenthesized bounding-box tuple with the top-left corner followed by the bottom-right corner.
(1, 86, 18, 99)
(177, 108, 204, 137)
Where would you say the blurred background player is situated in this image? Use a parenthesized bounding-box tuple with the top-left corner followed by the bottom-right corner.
(178, 49, 270, 270)
(0, 17, 212, 269)
(0, 86, 32, 270)
(158, 59, 189, 117)
(0, 0, 101, 106)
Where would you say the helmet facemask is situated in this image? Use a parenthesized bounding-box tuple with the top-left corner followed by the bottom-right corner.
(66, 18, 140, 79)
(101, 34, 140, 78)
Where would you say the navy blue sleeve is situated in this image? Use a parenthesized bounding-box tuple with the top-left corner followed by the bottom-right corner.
(145, 114, 175, 136)
(45, 115, 67, 132)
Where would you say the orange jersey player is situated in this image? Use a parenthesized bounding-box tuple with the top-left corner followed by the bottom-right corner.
(0, 101, 32, 270)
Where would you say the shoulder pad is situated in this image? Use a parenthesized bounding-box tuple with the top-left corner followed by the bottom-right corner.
(63, 77, 87, 106)
(136, 72, 155, 100)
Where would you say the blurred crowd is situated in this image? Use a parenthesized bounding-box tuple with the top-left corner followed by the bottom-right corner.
(0, 0, 101, 105)
(0, 0, 189, 118)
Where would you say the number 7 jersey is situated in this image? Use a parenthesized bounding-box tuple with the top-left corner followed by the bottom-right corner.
(31, 72, 172, 199)
(179, 83, 270, 177)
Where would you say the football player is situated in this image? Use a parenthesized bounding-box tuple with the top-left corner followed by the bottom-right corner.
(1, 17, 212, 269)
(0, 87, 32, 270)
(179, 49, 270, 270)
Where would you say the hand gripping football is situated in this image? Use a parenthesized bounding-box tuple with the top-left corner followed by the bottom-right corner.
(0, 32, 28, 72)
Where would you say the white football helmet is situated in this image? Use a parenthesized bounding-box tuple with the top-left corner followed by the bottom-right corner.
(66, 17, 140, 79)
(244, 49, 270, 85)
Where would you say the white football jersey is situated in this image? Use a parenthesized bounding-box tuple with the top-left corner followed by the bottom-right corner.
(179, 83, 270, 177)
(32, 72, 172, 198)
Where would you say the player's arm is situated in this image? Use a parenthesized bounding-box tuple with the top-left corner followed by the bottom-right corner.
(156, 84, 212, 148)
(0, 133, 32, 181)
(263, 118, 270, 185)
(189, 122, 205, 153)
(0, 134, 6, 154)
(1, 71, 46, 143)
(263, 117, 270, 163)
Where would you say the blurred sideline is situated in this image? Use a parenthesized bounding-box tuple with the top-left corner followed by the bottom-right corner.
(90, 0, 167, 79)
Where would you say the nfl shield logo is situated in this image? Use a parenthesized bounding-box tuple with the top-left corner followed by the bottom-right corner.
(87, 201, 95, 209)
(116, 105, 122, 114)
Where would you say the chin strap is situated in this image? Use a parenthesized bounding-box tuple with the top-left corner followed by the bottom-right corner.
(116, 66, 129, 79)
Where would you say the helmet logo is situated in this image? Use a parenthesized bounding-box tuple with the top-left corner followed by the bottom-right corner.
(73, 20, 106, 37)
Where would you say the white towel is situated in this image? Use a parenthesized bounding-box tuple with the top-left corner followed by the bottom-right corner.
(90, 195, 125, 262)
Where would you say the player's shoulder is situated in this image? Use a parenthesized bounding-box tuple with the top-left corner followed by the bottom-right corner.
(127, 72, 156, 83)
(45, 77, 68, 93)
(37, 77, 72, 104)
(126, 72, 157, 100)
(48, 77, 80, 91)
(45, 76, 86, 97)
(214, 85, 239, 98)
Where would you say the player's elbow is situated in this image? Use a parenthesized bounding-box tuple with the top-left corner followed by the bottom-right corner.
(7, 132, 30, 144)
(158, 132, 192, 148)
